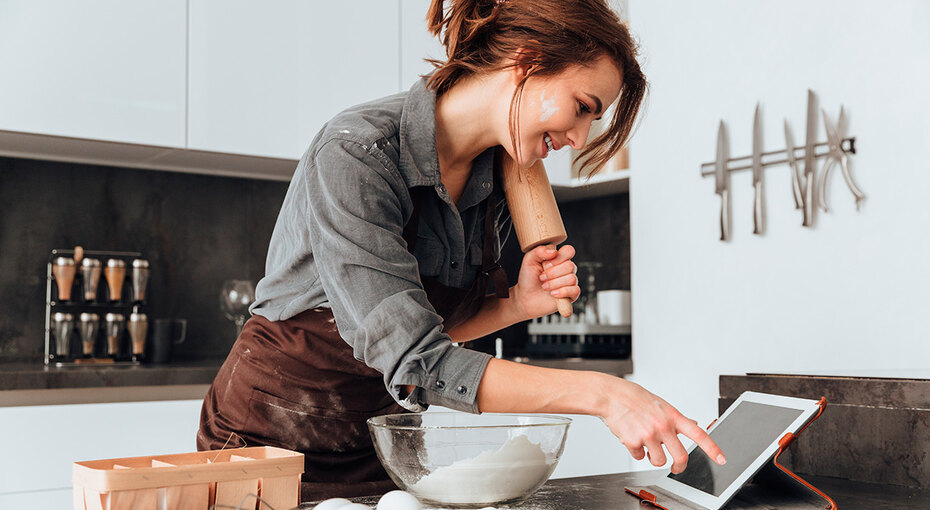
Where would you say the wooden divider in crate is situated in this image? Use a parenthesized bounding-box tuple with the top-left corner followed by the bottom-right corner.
(72, 446, 303, 510)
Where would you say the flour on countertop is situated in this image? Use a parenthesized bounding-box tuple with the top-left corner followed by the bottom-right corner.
(410, 434, 553, 506)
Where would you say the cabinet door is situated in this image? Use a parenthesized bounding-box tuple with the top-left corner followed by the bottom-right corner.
(400, 0, 445, 90)
(0, 400, 203, 496)
(188, 0, 401, 160)
(0, 0, 187, 147)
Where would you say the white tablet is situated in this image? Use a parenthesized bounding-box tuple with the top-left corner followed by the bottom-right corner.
(653, 391, 821, 510)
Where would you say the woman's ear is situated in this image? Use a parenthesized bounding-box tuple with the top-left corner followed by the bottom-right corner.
(509, 46, 542, 84)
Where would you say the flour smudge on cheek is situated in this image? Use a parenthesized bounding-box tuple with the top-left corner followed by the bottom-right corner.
(538, 90, 559, 122)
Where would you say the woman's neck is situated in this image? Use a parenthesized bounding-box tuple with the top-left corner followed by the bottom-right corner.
(433, 73, 510, 200)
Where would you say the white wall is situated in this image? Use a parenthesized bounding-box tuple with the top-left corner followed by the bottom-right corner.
(627, 0, 930, 427)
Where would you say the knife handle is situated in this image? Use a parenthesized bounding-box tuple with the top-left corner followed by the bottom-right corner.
(719, 190, 729, 241)
(790, 164, 804, 210)
(818, 158, 836, 213)
(544, 243, 574, 318)
(803, 173, 814, 227)
(753, 181, 764, 235)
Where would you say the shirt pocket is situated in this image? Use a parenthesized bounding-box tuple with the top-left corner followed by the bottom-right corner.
(413, 236, 444, 277)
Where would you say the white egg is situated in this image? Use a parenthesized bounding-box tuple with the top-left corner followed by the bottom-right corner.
(339, 504, 372, 510)
(376, 490, 422, 510)
(312, 498, 353, 510)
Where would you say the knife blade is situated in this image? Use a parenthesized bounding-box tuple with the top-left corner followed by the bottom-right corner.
(715, 120, 729, 241)
(784, 120, 804, 210)
(802, 90, 817, 226)
(752, 103, 764, 234)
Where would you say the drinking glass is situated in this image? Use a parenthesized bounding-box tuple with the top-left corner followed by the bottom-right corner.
(577, 262, 603, 323)
(219, 280, 255, 337)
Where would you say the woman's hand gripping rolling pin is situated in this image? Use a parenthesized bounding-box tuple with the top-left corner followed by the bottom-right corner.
(510, 244, 581, 321)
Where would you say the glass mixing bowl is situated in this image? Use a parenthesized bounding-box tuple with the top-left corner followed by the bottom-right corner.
(367, 413, 571, 508)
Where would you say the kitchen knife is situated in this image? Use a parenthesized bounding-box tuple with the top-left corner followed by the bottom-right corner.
(802, 90, 817, 227)
(751, 103, 764, 235)
(819, 106, 865, 212)
(836, 106, 865, 209)
(784, 120, 804, 210)
(715, 121, 730, 241)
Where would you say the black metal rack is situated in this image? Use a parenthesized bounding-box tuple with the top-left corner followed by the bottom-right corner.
(44, 248, 145, 368)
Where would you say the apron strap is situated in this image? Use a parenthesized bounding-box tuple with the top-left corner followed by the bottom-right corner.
(482, 192, 510, 299)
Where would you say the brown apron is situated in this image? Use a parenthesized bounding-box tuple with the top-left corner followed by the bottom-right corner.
(197, 187, 508, 501)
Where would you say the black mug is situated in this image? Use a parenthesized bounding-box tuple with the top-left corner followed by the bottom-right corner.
(150, 318, 187, 365)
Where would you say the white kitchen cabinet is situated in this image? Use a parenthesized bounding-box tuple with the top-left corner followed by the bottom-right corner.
(187, 0, 401, 160)
(0, 400, 203, 498)
(400, 0, 445, 90)
(0, 0, 187, 147)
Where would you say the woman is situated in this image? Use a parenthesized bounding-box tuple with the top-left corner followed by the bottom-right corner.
(198, 0, 725, 500)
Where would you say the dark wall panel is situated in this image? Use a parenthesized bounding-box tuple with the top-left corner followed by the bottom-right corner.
(0, 155, 630, 363)
(0, 156, 288, 363)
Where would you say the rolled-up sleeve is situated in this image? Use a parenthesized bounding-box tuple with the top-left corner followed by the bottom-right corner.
(302, 137, 491, 413)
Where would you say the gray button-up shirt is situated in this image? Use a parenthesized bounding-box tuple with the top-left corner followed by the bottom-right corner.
(251, 78, 512, 413)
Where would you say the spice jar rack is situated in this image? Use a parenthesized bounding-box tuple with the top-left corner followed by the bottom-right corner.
(45, 248, 150, 367)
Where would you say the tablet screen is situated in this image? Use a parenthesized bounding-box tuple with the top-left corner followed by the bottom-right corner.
(667, 401, 803, 496)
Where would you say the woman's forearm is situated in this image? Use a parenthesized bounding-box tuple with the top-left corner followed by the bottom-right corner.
(476, 358, 610, 416)
(475, 358, 728, 473)
(446, 288, 526, 342)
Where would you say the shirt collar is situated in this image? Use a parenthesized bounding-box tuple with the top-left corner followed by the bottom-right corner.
(399, 78, 443, 187)
(399, 78, 496, 207)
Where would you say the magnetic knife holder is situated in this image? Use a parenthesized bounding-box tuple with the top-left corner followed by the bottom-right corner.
(699, 138, 856, 177)
(699, 91, 862, 240)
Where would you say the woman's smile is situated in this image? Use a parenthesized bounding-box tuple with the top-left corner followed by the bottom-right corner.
(542, 133, 553, 158)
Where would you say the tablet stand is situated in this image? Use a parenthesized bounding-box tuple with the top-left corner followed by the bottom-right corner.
(624, 398, 837, 510)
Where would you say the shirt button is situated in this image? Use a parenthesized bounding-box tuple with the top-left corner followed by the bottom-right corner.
(436, 380, 446, 389)
(437, 184, 447, 194)
(457, 385, 468, 395)
(482, 181, 491, 190)
(450, 260, 458, 268)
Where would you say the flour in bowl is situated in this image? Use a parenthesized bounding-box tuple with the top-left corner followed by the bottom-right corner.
(410, 434, 554, 505)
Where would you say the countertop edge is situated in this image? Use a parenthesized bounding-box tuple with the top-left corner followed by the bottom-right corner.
(0, 383, 211, 407)
(0, 361, 222, 394)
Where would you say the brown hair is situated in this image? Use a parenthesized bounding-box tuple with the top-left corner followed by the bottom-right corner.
(425, 0, 647, 177)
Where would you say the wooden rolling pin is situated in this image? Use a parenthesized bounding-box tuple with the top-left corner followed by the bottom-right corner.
(498, 150, 573, 317)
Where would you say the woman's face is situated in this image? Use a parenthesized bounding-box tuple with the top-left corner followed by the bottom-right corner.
(509, 55, 623, 168)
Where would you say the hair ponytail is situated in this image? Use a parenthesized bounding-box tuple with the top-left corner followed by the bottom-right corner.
(426, 0, 506, 96)
(423, 0, 647, 177)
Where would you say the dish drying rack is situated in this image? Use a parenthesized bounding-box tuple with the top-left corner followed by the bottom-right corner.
(526, 313, 631, 359)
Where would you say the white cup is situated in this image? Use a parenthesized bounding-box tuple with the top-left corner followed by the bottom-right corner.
(596, 290, 631, 325)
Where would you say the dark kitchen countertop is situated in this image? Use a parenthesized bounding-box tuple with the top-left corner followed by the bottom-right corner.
(302, 471, 930, 509)
(0, 360, 223, 405)
(0, 360, 223, 391)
